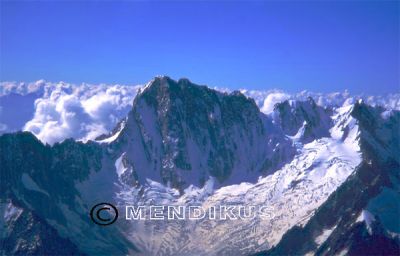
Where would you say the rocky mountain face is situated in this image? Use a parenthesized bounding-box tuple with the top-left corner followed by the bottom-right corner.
(104, 76, 295, 189)
(272, 97, 333, 143)
(0, 133, 136, 255)
(1, 200, 84, 255)
(1, 77, 399, 255)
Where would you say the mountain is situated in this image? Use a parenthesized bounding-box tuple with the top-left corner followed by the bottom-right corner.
(1, 200, 84, 255)
(0, 133, 136, 255)
(272, 97, 333, 143)
(101, 76, 295, 189)
(1, 77, 399, 255)
(116, 98, 363, 255)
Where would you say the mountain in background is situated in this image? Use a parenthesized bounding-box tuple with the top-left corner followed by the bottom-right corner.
(1, 77, 399, 255)
(1, 78, 399, 144)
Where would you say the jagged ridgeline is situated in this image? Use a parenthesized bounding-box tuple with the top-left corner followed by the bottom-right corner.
(1, 77, 399, 255)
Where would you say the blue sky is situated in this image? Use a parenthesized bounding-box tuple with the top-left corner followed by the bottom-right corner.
(0, 1, 399, 93)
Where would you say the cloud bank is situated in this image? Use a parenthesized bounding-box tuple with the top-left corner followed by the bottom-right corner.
(1, 80, 399, 144)
(242, 89, 400, 114)
(0, 81, 141, 144)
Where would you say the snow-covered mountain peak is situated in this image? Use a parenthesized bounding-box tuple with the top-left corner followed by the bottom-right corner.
(103, 77, 295, 190)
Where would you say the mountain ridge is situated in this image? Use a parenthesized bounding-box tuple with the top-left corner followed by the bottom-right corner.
(103, 76, 295, 189)
(1, 77, 399, 255)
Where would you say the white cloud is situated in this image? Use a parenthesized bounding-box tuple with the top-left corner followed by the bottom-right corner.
(0, 80, 142, 145)
(260, 92, 290, 114)
(240, 89, 400, 114)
